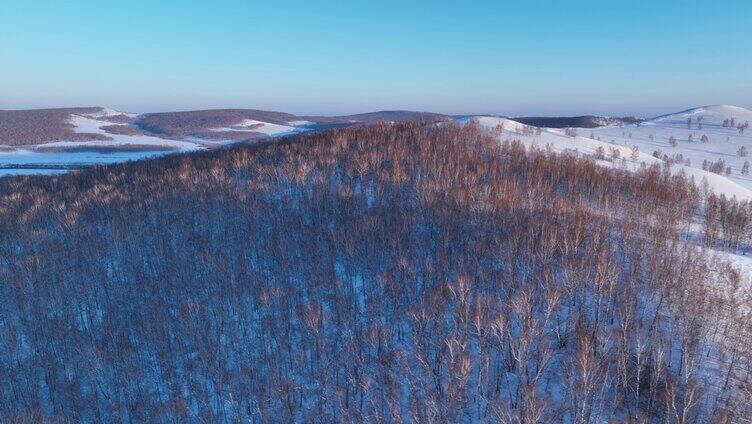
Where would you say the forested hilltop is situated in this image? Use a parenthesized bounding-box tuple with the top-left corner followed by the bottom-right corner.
(1, 121, 751, 422)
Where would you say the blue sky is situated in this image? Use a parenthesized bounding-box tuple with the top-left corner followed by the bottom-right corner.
(1, 0, 750, 116)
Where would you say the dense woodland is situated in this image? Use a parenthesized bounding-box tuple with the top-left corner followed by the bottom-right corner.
(0, 121, 751, 422)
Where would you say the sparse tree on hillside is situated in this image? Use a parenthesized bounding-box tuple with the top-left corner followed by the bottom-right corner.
(705, 158, 728, 174)
(493, 123, 505, 136)
(610, 147, 621, 161)
(595, 146, 605, 159)
(630, 145, 639, 161)
(669, 136, 678, 147)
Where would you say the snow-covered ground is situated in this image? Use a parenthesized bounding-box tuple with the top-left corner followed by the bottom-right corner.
(81, 107, 138, 119)
(210, 118, 309, 137)
(0, 112, 201, 176)
(466, 105, 752, 200)
(2, 104, 751, 191)
(288, 120, 315, 127)
(56, 114, 199, 151)
(0, 109, 313, 176)
(588, 105, 752, 196)
(468, 109, 752, 399)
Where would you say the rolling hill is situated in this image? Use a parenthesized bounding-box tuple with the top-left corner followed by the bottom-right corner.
(0, 120, 750, 421)
(0, 107, 445, 175)
(2, 105, 752, 202)
(465, 105, 752, 200)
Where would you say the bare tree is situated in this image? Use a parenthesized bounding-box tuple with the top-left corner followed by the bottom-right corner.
(630, 145, 640, 161)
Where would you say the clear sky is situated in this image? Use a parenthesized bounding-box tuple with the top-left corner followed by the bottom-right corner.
(1, 0, 750, 117)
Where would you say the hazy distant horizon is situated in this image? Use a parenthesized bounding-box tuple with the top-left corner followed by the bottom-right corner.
(2, 102, 750, 121)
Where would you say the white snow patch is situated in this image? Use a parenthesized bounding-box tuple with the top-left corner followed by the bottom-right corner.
(82, 107, 138, 119)
(58, 115, 201, 151)
(288, 120, 315, 127)
(212, 119, 304, 136)
(0, 113, 203, 177)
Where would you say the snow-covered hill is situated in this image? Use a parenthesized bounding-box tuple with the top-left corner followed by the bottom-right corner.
(466, 105, 752, 200)
(588, 105, 752, 198)
(3, 104, 752, 197)
(0, 108, 317, 176)
(0, 107, 452, 176)
(209, 118, 307, 137)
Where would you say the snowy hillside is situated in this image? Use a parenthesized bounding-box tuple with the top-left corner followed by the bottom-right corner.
(0, 107, 452, 176)
(209, 118, 309, 136)
(0, 109, 195, 176)
(4, 104, 752, 193)
(588, 105, 752, 196)
(0, 108, 316, 176)
(466, 105, 752, 200)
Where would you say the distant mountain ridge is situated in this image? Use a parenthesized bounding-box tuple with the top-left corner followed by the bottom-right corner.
(1, 104, 750, 187)
(134, 109, 447, 140)
(0, 106, 683, 147)
(0, 107, 449, 146)
(0, 106, 660, 147)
